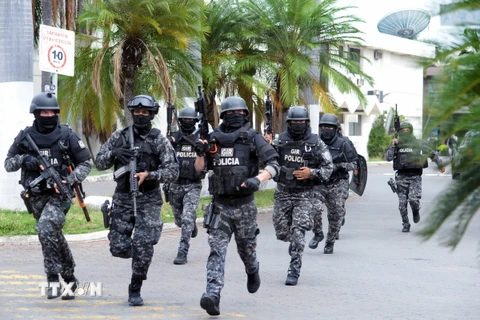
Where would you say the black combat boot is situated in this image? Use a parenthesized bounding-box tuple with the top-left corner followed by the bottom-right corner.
(61, 275, 78, 300)
(246, 265, 261, 293)
(47, 274, 61, 299)
(128, 275, 144, 306)
(324, 241, 334, 254)
(191, 222, 198, 238)
(402, 224, 411, 232)
(308, 231, 324, 249)
(413, 210, 420, 223)
(285, 272, 299, 286)
(200, 293, 220, 316)
(173, 250, 188, 265)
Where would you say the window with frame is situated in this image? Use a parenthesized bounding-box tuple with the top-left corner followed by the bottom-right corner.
(348, 115, 362, 136)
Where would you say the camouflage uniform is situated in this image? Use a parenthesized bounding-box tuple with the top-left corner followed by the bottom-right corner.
(168, 129, 205, 264)
(386, 131, 443, 231)
(273, 127, 332, 281)
(201, 111, 279, 315)
(5, 120, 91, 296)
(310, 114, 358, 254)
(95, 127, 178, 273)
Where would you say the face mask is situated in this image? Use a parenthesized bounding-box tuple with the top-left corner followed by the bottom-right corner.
(180, 121, 196, 134)
(321, 128, 336, 140)
(133, 114, 152, 133)
(288, 123, 308, 139)
(398, 131, 413, 141)
(35, 114, 59, 130)
(224, 113, 246, 130)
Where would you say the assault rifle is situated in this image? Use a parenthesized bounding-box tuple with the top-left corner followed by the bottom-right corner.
(23, 133, 76, 202)
(193, 85, 209, 139)
(264, 91, 273, 135)
(166, 87, 177, 136)
(113, 126, 140, 216)
(393, 104, 400, 138)
(59, 141, 91, 222)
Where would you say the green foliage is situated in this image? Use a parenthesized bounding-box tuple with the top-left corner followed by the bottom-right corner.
(367, 114, 391, 159)
(416, 0, 480, 251)
(437, 144, 449, 156)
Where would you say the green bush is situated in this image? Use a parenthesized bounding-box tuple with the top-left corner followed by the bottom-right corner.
(437, 144, 449, 156)
(367, 114, 392, 159)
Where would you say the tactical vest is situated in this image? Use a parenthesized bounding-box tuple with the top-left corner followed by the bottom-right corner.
(325, 135, 353, 180)
(19, 125, 86, 193)
(208, 128, 259, 196)
(393, 139, 428, 172)
(114, 127, 162, 193)
(174, 134, 200, 182)
(274, 132, 320, 188)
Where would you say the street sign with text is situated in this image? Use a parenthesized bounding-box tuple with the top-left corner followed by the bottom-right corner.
(39, 25, 75, 77)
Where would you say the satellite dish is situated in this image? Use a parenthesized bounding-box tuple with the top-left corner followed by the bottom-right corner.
(377, 9, 431, 39)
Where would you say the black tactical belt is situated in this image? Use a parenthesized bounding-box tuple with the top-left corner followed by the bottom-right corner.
(214, 194, 254, 206)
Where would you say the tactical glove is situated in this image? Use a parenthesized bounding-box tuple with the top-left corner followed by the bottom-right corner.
(112, 146, 135, 163)
(194, 139, 208, 157)
(22, 155, 39, 171)
(241, 177, 261, 193)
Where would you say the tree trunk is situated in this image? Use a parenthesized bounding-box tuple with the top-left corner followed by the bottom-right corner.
(123, 64, 136, 126)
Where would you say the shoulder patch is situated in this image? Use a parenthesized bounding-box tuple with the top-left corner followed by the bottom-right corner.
(78, 140, 86, 149)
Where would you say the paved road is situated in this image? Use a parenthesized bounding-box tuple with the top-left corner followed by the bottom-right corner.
(0, 163, 479, 319)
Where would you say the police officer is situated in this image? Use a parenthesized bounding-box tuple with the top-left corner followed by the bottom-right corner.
(272, 107, 333, 285)
(4, 92, 91, 300)
(196, 96, 279, 316)
(166, 107, 205, 265)
(309, 114, 358, 254)
(385, 122, 445, 232)
(94, 95, 179, 306)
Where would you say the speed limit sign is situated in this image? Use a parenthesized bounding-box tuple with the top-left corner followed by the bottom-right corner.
(39, 25, 75, 76)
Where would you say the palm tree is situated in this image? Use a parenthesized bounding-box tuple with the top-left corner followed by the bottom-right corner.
(67, 0, 205, 128)
(418, 0, 480, 250)
(241, 0, 373, 132)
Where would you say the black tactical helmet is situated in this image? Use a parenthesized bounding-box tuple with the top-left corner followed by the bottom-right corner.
(319, 113, 338, 128)
(219, 96, 249, 119)
(399, 122, 413, 131)
(286, 106, 309, 121)
(30, 92, 60, 114)
(178, 107, 199, 121)
(127, 95, 159, 115)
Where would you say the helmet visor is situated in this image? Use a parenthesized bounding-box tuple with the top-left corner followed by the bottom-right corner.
(128, 96, 155, 108)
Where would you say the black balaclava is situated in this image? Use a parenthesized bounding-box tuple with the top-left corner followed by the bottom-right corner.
(287, 122, 308, 140)
(133, 112, 153, 135)
(34, 111, 59, 133)
(180, 119, 196, 135)
(224, 113, 247, 132)
(320, 125, 337, 142)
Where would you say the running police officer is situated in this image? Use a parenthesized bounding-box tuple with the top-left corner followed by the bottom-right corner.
(309, 114, 358, 254)
(166, 107, 205, 265)
(272, 106, 332, 286)
(5, 92, 91, 300)
(94, 94, 179, 306)
(196, 96, 279, 316)
(385, 121, 444, 232)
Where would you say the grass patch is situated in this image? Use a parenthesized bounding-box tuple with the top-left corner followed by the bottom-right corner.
(0, 189, 275, 236)
(89, 166, 113, 176)
(368, 156, 385, 162)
